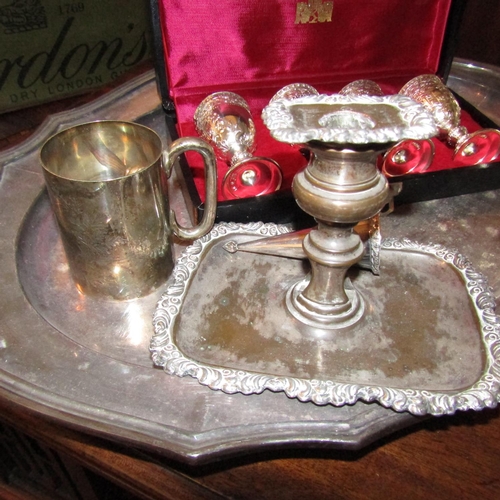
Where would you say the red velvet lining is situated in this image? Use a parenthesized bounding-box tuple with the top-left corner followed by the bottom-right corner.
(157, 0, 486, 202)
(159, 1, 452, 100)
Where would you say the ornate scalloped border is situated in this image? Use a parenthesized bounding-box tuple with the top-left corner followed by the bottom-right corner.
(150, 223, 500, 416)
(261, 93, 438, 145)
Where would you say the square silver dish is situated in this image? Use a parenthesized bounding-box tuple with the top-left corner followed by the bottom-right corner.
(151, 222, 500, 416)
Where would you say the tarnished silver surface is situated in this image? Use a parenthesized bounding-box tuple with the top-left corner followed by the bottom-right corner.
(17, 190, 163, 366)
(263, 91, 423, 329)
(1, 61, 500, 463)
(39, 122, 217, 300)
(286, 144, 390, 329)
(262, 93, 438, 145)
(151, 223, 500, 416)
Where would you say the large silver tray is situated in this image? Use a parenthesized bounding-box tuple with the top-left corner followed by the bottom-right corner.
(1, 60, 500, 464)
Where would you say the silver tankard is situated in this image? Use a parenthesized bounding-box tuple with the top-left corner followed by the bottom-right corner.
(40, 120, 217, 300)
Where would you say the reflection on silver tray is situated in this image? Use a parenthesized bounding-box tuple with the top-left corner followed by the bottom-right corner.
(151, 223, 500, 416)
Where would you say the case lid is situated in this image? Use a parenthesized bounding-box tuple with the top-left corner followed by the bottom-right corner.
(150, 0, 484, 214)
(155, 0, 463, 122)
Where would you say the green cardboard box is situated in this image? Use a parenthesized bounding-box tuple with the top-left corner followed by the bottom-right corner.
(0, 0, 151, 113)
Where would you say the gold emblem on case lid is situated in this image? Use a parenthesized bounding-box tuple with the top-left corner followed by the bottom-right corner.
(295, 0, 333, 24)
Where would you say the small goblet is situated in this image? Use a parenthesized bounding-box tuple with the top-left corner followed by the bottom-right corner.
(340, 79, 435, 177)
(400, 74, 500, 166)
(339, 79, 384, 97)
(194, 91, 282, 200)
(270, 83, 319, 102)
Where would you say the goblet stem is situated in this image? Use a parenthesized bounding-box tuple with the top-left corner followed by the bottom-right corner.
(453, 128, 500, 166)
(230, 150, 252, 168)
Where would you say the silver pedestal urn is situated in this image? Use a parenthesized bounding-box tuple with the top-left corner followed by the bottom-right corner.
(262, 93, 437, 330)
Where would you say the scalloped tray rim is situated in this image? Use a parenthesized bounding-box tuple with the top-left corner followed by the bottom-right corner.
(150, 222, 500, 417)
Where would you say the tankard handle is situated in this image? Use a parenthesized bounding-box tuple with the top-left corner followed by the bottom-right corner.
(162, 137, 217, 240)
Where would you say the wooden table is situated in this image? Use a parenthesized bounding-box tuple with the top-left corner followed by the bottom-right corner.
(0, 389, 499, 499)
